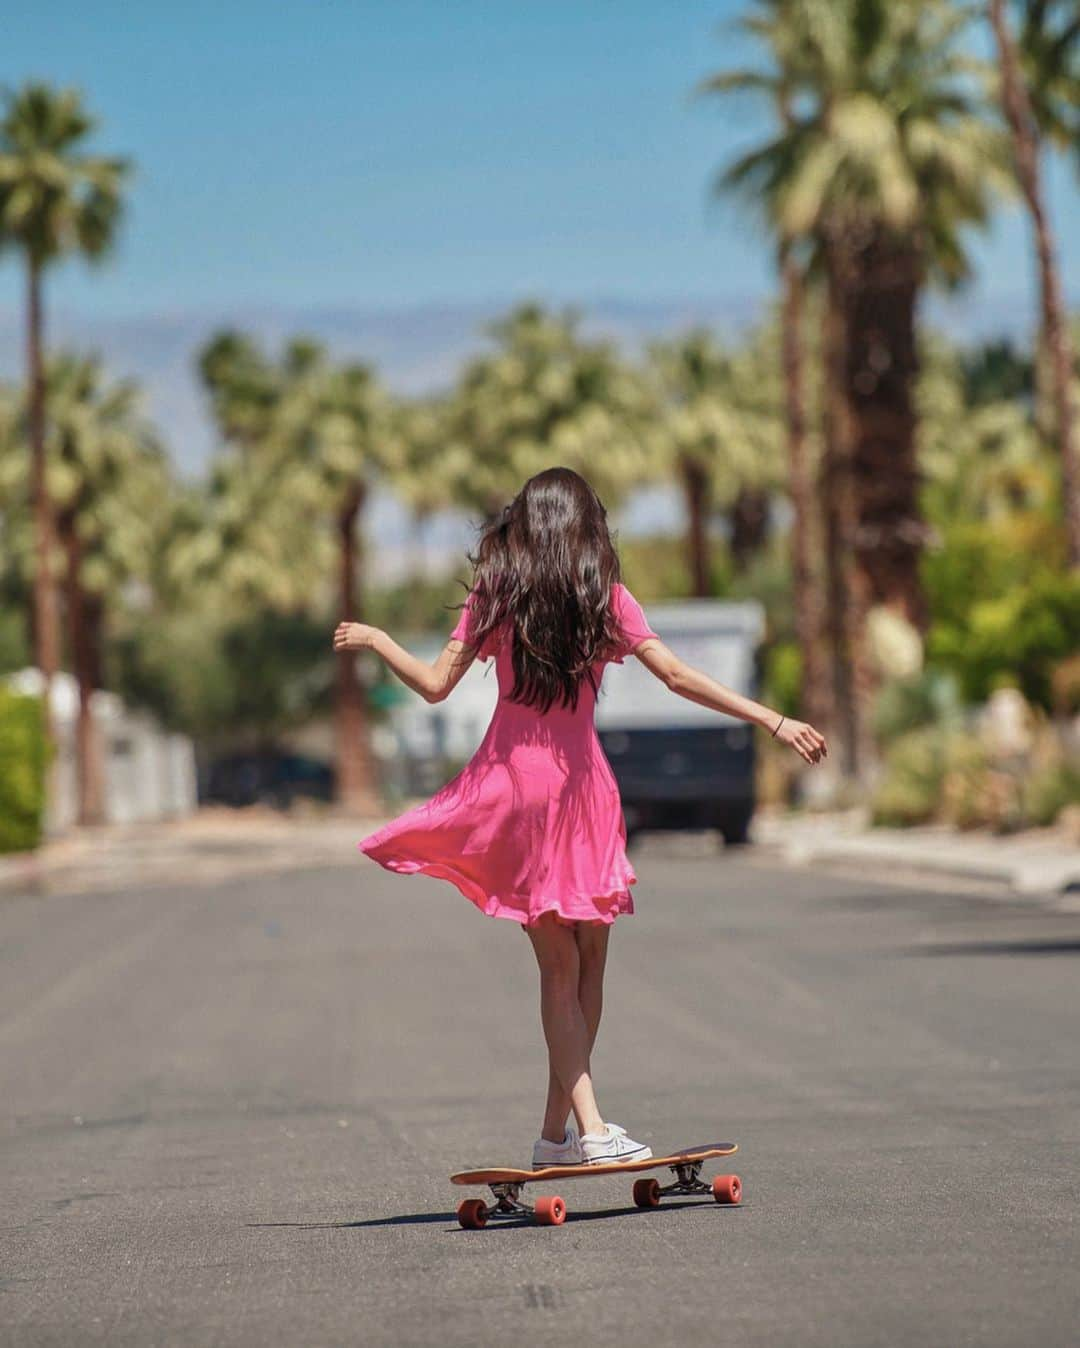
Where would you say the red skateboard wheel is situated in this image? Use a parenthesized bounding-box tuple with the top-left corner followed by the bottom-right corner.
(457, 1198, 488, 1229)
(534, 1195, 566, 1226)
(712, 1174, 742, 1205)
(632, 1177, 661, 1208)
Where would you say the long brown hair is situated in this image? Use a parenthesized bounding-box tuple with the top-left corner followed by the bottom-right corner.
(459, 467, 625, 712)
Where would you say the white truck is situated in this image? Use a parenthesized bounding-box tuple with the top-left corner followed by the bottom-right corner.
(594, 598, 766, 845)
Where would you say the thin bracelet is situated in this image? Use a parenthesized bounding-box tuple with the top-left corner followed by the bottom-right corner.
(771, 714, 785, 738)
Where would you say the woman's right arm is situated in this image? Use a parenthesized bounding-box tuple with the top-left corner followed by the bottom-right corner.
(332, 622, 476, 704)
(632, 637, 828, 766)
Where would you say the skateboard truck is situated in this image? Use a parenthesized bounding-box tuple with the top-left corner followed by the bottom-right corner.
(657, 1157, 712, 1197)
(487, 1182, 533, 1218)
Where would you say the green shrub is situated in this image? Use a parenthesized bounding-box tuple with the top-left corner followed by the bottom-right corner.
(619, 535, 734, 602)
(939, 735, 996, 830)
(763, 639, 802, 720)
(0, 606, 30, 677)
(871, 667, 964, 745)
(871, 725, 946, 826)
(0, 688, 48, 853)
(927, 569, 1080, 710)
(871, 726, 998, 828)
(922, 515, 1064, 631)
(1022, 757, 1080, 828)
(1049, 652, 1080, 717)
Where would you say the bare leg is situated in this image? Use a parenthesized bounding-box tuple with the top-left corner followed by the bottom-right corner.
(526, 916, 611, 1142)
(540, 920, 611, 1140)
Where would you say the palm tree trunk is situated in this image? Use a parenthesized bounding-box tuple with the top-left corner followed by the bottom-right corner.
(27, 259, 60, 727)
(821, 233, 864, 780)
(681, 458, 712, 597)
(85, 589, 108, 821)
(780, 244, 829, 731)
(990, 0, 1080, 568)
(845, 229, 929, 630)
(335, 480, 381, 814)
(86, 590, 106, 690)
(729, 486, 770, 572)
(61, 510, 106, 825)
(844, 228, 930, 780)
(1033, 327, 1057, 445)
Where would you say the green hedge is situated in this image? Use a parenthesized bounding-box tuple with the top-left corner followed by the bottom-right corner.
(0, 689, 48, 854)
(871, 721, 1080, 831)
(763, 639, 803, 720)
(927, 569, 1080, 710)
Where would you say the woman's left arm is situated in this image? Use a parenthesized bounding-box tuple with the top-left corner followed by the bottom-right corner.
(332, 622, 477, 704)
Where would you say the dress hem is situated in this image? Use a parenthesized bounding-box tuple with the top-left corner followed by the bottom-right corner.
(357, 841, 636, 927)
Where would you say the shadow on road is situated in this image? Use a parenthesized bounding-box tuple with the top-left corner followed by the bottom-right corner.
(559, 1200, 737, 1224)
(248, 1214, 453, 1229)
(247, 1199, 736, 1231)
(908, 938, 1080, 957)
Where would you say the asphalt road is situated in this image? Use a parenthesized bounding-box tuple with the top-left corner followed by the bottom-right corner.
(3, 841, 1079, 1347)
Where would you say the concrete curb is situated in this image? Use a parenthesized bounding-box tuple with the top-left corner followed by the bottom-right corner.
(752, 813, 1080, 899)
(0, 850, 42, 898)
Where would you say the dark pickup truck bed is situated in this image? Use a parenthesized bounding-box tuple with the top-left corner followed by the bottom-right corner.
(598, 722, 755, 845)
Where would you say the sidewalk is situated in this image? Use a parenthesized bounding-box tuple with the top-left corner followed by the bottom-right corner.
(752, 806, 1080, 903)
(2, 802, 1077, 904)
(0, 806, 385, 899)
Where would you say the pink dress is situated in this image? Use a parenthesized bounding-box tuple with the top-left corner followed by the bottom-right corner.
(357, 583, 659, 927)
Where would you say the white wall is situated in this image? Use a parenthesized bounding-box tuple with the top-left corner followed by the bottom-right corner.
(4, 669, 198, 833)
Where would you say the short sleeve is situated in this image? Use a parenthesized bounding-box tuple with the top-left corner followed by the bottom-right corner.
(449, 588, 500, 662)
(610, 582, 659, 663)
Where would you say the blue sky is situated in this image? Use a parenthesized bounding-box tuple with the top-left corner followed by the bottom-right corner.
(3, 0, 1078, 320)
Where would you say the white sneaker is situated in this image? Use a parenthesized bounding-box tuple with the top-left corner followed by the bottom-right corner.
(580, 1123, 652, 1164)
(532, 1123, 584, 1168)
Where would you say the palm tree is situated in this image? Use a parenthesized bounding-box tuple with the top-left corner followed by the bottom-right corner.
(722, 319, 799, 575)
(193, 335, 343, 612)
(0, 357, 169, 824)
(702, 0, 852, 759)
(0, 382, 32, 647)
(989, 0, 1080, 567)
(1014, 0, 1080, 154)
(308, 361, 396, 817)
(388, 394, 459, 595)
(197, 334, 393, 814)
(700, 0, 832, 729)
(919, 336, 1053, 525)
(819, 2, 1008, 619)
(49, 356, 170, 823)
(442, 304, 651, 520)
(0, 84, 129, 747)
(708, 0, 1011, 777)
(647, 330, 782, 595)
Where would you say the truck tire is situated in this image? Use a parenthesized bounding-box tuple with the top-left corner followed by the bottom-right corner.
(719, 808, 753, 847)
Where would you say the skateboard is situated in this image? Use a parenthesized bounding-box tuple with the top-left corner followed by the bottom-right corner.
(451, 1141, 740, 1228)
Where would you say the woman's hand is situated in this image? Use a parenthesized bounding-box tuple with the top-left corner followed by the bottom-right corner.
(333, 621, 381, 652)
(772, 716, 828, 765)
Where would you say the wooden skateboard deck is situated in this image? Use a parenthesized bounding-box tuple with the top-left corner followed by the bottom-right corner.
(452, 1141, 740, 1228)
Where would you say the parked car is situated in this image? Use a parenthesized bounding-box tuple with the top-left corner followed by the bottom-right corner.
(595, 599, 766, 845)
(202, 751, 335, 809)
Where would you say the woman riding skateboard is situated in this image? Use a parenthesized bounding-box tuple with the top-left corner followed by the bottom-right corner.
(334, 467, 827, 1167)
